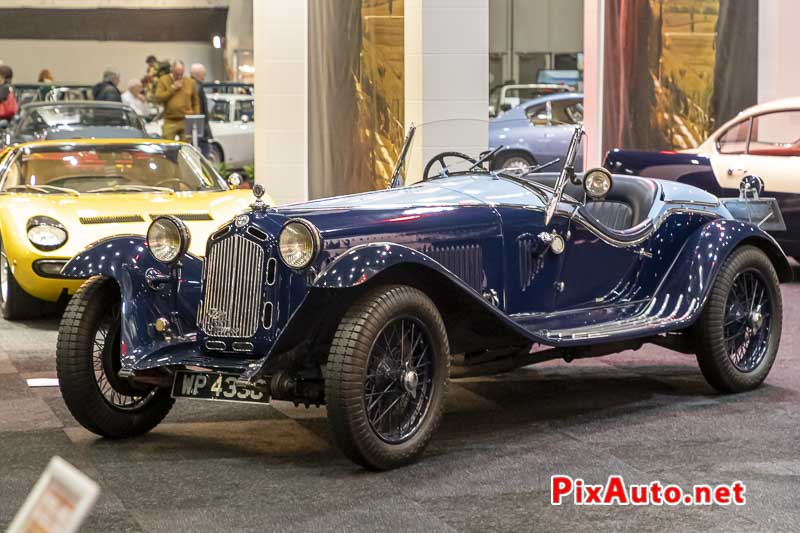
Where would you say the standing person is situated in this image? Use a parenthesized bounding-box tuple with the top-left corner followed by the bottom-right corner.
(92, 69, 122, 102)
(189, 63, 212, 139)
(0, 65, 18, 121)
(155, 60, 199, 140)
(121, 78, 150, 117)
(37, 69, 54, 83)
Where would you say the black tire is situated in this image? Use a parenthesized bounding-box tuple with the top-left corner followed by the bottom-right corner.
(207, 143, 224, 164)
(56, 276, 174, 437)
(492, 151, 535, 171)
(0, 239, 46, 320)
(695, 246, 782, 393)
(325, 285, 449, 470)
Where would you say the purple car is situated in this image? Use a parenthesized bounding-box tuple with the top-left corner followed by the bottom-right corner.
(490, 92, 584, 172)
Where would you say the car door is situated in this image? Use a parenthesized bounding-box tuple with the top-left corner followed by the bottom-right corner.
(554, 218, 646, 311)
(709, 109, 800, 253)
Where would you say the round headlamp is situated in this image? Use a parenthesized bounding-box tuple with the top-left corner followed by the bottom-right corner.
(583, 167, 613, 200)
(27, 216, 68, 251)
(147, 216, 191, 264)
(279, 219, 319, 270)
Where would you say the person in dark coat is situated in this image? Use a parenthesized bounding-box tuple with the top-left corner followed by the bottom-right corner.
(92, 69, 122, 102)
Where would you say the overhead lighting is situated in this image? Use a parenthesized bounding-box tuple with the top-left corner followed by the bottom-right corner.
(212, 35, 222, 49)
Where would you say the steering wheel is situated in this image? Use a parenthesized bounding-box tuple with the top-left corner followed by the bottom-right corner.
(154, 178, 188, 191)
(423, 152, 477, 181)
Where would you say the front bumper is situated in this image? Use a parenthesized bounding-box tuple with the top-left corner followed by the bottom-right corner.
(12, 255, 84, 302)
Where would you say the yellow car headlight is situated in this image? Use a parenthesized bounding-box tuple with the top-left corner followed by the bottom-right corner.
(27, 216, 68, 251)
(279, 220, 319, 269)
(147, 216, 191, 264)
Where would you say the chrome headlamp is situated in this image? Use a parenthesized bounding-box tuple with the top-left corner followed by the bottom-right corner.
(583, 167, 614, 200)
(278, 219, 319, 270)
(27, 216, 68, 251)
(147, 216, 191, 264)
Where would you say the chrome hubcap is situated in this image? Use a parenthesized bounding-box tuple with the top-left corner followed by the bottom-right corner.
(0, 252, 8, 303)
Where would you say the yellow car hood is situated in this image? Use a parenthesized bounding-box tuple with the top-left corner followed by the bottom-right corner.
(0, 189, 257, 258)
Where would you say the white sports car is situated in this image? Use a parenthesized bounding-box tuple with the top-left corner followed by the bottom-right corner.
(146, 93, 254, 168)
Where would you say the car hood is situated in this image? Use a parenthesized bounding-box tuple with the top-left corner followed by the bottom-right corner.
(0, 190, 254, 257)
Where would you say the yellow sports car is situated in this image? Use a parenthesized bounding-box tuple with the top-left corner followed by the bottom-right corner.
(0, 139, 266, 319)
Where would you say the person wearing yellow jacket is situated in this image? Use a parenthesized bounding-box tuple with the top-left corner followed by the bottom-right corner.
(154, 60, 200, 140)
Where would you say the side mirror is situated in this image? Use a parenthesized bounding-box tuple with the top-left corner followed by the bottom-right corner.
(739, 175, 764, 199)
(227, 172, 243, 189)
(0, 119, 8, 130)
(500, 103, 512, 112)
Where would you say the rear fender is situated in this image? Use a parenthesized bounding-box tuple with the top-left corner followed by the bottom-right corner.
(62, 235, 204, 366)
(655, 219, 791, 325)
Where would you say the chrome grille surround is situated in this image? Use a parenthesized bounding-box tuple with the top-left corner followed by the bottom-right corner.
(199, 233, 265, 338)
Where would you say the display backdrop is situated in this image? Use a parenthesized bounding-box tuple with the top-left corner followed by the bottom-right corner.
(602, 0, 758, 153)
(308, 0, 404, 198)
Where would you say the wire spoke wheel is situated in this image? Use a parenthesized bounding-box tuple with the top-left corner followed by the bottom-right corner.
(364, 317, 434, 444)
(724, 269, 773, 373)
(91, 304, 155, 410)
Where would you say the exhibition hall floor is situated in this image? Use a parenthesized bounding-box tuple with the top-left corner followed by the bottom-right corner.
(1, 275, 799, 532)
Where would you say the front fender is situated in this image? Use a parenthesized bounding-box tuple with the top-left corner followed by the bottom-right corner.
(62, 235, 204, 367)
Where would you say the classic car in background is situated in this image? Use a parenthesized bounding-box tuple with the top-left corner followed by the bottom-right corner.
(11, 84, 95, 108)
(54, 121, 788, 469)
(489, 92, 584, 171)
(0, 138, 262, 319)
(0, 101, 150, 147)
(536, 69, 583, 90)
(201, 82, 254, 96)
(146, 93, 254, 168)
(604, 97, 800, 259)
(488, 83, 572, 117)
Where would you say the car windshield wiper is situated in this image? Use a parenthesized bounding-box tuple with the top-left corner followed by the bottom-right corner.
(4, 184, 80, 196)
(85, 185, 174, 194)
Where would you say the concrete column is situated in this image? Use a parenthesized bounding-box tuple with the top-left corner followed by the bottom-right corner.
(405, 0, 489, 182)
(758, 0, 800, 103)
(253, 0, 307, 205)
(582, 0, 603, 167)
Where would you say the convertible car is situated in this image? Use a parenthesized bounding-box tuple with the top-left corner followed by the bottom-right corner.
(0, 138, 262, 319)
(55, 122, 789, 470)
(604, 97, 800, 259)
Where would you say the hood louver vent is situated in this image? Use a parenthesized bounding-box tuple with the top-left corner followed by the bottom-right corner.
(80, 215, 145, 224)
(150, 213, 213, 221)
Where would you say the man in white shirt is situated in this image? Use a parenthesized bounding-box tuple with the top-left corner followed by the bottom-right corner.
(121, 78, 150, 117)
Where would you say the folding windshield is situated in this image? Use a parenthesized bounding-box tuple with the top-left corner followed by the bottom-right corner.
(392, 118, 567, 186)
(2, 144, 227, 193)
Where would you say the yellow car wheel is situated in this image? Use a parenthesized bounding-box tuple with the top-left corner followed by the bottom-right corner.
(0, 240, 46, 320)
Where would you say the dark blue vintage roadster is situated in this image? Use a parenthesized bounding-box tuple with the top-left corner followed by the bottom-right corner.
(56, 122, 790, 469)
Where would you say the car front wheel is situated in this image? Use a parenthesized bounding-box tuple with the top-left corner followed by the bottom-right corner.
(695, 246, 782, 393)
(0, 239, 46, 320)
(325, 285, 449, 469)
(56, 276, 174, 437)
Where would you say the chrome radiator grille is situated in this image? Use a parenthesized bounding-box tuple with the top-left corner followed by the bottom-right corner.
(199, 234, 265, 338)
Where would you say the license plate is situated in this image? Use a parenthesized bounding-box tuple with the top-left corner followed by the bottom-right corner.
(171, 370, 269, 404)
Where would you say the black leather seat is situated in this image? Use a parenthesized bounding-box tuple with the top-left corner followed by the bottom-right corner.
(526, 173, 659, 231)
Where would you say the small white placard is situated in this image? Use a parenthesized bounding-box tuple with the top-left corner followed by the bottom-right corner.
(26, 378, 60, 388)
(7, 456, 100, 533)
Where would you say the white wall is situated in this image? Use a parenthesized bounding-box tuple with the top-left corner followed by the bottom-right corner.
(0, 39, 223, 85)
(758, 0, 800, 103)
(252, 0, 307, 205)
